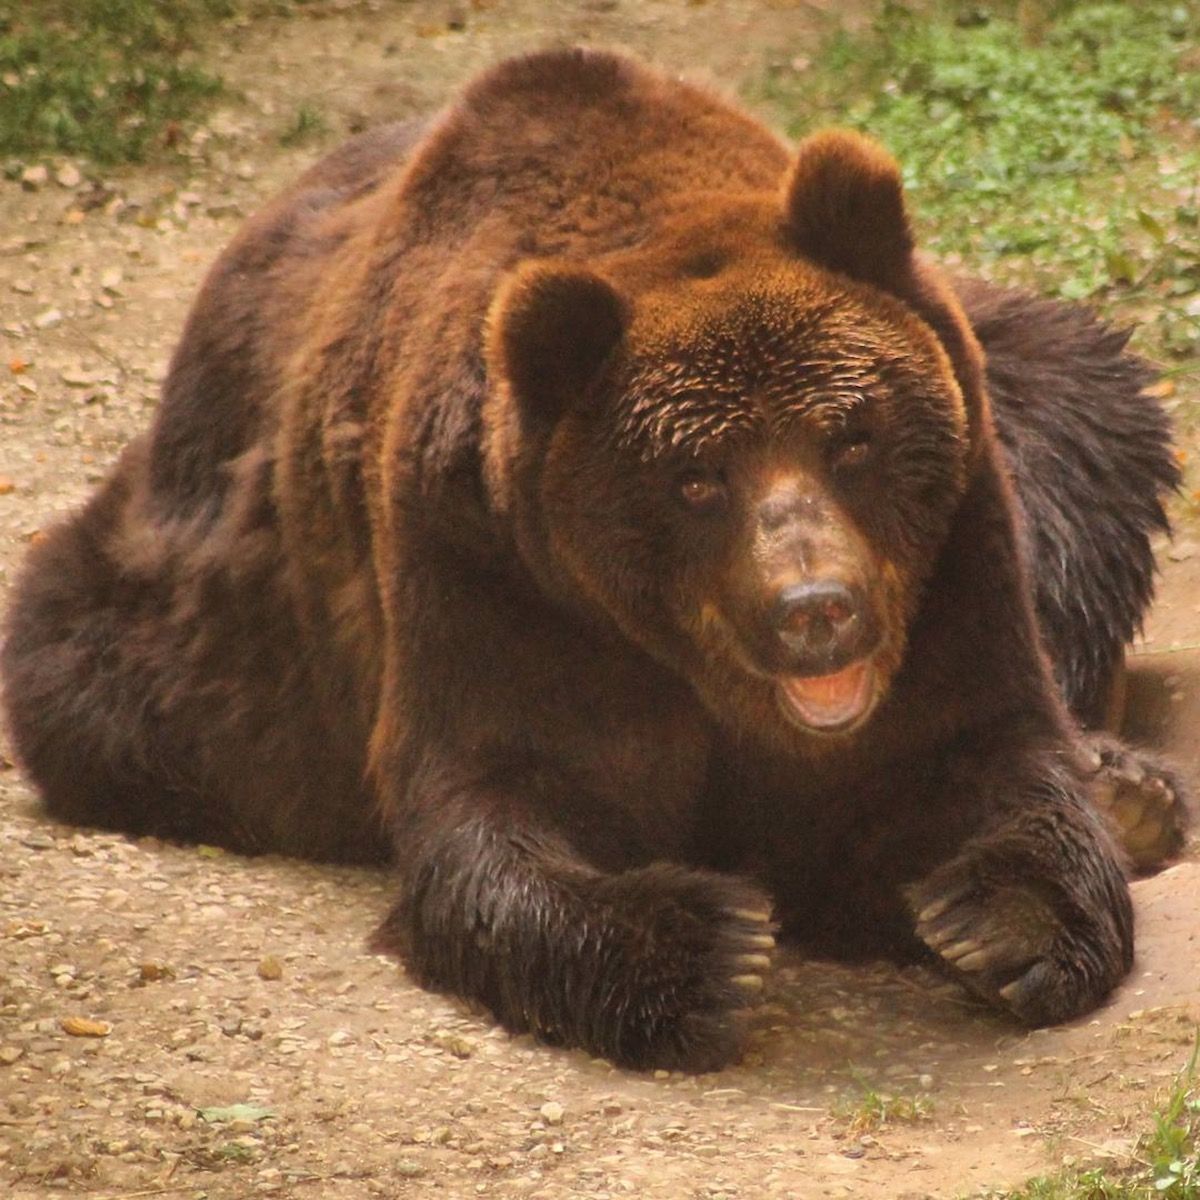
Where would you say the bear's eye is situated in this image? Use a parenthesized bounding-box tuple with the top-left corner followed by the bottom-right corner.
(677, 469, 727, 513)
(831, 431, 872, 472)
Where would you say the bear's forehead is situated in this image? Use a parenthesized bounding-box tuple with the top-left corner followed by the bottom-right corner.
(613, 296, 953, 459)
(616, 363, 871, 460)
(627, 269, 943, 381)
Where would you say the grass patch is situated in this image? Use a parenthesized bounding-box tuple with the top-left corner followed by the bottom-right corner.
(757, 0, 1200, 368)
(834, 1076, 933, 1133)
(0, 0, 320, 164)
(978, 1037, 1200, 1200)
(279, 102, 328, 147)
(0, 0, 239, 163)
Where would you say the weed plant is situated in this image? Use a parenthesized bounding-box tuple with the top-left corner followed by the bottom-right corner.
(834, 1077, 933, 1133)
(279, 101, 328, 147)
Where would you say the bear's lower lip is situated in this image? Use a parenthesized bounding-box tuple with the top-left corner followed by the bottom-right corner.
(777, 659, 877, 733)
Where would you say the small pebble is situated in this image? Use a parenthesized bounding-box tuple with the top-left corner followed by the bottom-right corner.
(257, 955, 283, 981)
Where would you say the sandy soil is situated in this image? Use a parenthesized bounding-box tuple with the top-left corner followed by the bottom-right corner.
(1, 3, 1197, 1197)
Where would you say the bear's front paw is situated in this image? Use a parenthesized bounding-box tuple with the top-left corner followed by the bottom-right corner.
(590, 866, 776, 1073)
(907, 852, 1129, 1027)
(1080, 734, 1190, 873)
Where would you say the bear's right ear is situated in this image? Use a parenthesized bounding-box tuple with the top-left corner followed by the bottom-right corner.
(782, 129, 992, 458)
(487, 263, 627, 423)
(781, 129, 914, 292)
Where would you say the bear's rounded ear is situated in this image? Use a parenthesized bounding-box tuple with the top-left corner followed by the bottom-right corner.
(487, 263, 627, 422)
(781, 129, 914, 291)
(782, 130, 992, 459)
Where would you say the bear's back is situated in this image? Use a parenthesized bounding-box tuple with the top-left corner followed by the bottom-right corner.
(385, 48, 789, 256)
(144, 50, 792, 530)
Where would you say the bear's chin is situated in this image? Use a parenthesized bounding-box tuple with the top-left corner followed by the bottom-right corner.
(777, 658, 878, 736)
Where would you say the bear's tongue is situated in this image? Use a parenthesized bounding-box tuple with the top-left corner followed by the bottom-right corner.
(779, 659, 875, 732)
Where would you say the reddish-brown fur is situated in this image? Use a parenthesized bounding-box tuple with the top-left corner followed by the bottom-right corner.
(1, 50, 1184, 1070)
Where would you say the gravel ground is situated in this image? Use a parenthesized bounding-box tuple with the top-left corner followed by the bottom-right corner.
(1, 3, 1198, 1197)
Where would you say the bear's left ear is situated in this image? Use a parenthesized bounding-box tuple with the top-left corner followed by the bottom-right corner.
(487, 263, 627, 424)
(781, 128, 914, 291)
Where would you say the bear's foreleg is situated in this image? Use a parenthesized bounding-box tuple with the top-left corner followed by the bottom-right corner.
(372, 756, 775, 1071)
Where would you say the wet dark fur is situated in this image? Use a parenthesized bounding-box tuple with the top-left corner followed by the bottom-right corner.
(960, 278, 1177, 725)
(0, 50, 1179, 1071)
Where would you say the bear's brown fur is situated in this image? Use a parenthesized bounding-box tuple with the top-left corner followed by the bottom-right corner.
(1, 49, 1186, 1070)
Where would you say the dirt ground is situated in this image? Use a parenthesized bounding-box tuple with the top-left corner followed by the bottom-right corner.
(1, 3, 1198, 1197)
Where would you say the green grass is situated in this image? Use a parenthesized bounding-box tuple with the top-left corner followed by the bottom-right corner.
(986, 1170, 1132, 1200)
(834, 1075, 933, 1133)
(757, 0, 1200, 369)
(977, 1037, 1200, 1200)
(279, 102, 328, 147)
(0, 0, 240, 163)
(1143, 1045, 1200, 1200)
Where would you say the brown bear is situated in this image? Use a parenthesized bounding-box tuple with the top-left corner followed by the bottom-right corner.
(0, 48, 1187, 1071)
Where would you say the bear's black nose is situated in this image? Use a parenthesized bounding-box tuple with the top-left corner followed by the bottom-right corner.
(773, 580, 865, 670)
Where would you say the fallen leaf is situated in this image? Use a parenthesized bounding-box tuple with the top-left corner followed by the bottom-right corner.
(60, 1016, 112, 1038)
(198, 1104, 276, 1124)
(1139, 379, 1175, 400)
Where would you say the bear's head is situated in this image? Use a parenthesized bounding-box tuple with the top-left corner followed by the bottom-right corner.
(484, 131, 987, 744)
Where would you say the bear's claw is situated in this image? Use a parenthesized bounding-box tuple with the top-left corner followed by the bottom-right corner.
(916, 896, 955, 926)
(953, 946, 1006, 973)
(731, 973, 764, 991)
(730, 906, 774, 924)
(997, 962, 1058, 1008)
(939, 937, 985, 962)
(734, 953, 773, 970)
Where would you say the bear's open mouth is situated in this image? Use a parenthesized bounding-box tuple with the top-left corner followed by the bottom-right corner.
(777, 658, 877, 734)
